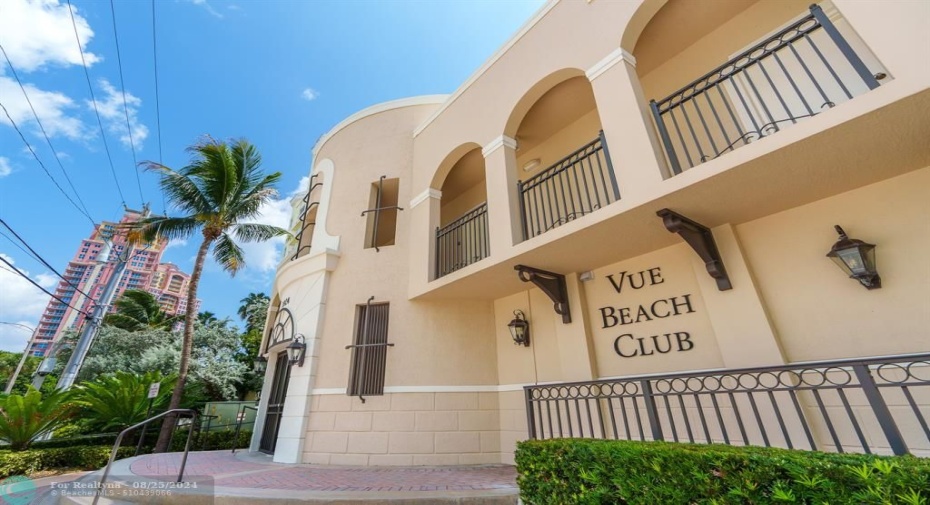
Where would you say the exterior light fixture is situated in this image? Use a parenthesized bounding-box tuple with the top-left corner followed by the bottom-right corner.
(826, 225, 880, 290)
(522, 158, 541, 172)
(508, 310, 530, 347)
(253, 355, 268, 373)
(286, 334, 307, 367)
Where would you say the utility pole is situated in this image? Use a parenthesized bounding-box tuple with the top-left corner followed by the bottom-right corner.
(2, 323, 36, 394)
(53, 240, 130, 391)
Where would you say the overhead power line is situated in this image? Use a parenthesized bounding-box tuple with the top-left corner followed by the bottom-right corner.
(151, 0, 168, 215)
(0, 43, 95, 223)
(109, 0, 145, 206)
(0, 218, 98, 302)
(66, 0, 127, 208)
(0, 99, 96, 226)
(0, 257, 91, 318)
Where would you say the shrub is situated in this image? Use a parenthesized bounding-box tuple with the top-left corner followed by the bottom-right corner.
(0, 387, 76, 450)
(515, 439, 930, 505)
(0, 446, 135, 480)
(72, 371, 176, 432)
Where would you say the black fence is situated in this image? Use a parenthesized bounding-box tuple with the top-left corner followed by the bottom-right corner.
(518, 131, 619, 240)
(650, 4, 881, 175)
(524, 354, 930, 456)
(435, 202, 489, 278)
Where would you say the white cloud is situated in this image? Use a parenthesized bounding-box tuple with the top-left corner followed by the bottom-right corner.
(301, 88, 319, 101)
(186, 0, 224, 19)
(229, 177, 310, 273)
(0, 0, 101, 73)
(0, 157, 12, 177)
(0, 0, 101, 141)
(94, 79, 149, 150)
(165, 238, 188, 249)
(0, 253, 56, 352)
(0, 76, 86, 139)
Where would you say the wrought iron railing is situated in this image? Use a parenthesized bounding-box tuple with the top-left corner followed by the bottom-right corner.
(291, 173, 323, 260)
(517, 131, 619, 240)
(650, 4, 881, 175)
(435, 202, 489, 278)
(524, 353, 930, 456)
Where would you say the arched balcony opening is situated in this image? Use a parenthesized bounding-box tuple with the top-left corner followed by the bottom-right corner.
(634, 0, 887, 175)
(289, 172, 324, 261)
(434, 146, 489, 278)
(507, 73, 619, 241)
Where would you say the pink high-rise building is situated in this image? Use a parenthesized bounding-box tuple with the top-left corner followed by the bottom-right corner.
(29, 208, 199, 357)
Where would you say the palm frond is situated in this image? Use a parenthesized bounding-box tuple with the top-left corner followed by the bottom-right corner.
(213, 233, 245, 275)
(141, 161, 213, 215)
(124, 216, 200, 244)
(233, 223, 290, 243)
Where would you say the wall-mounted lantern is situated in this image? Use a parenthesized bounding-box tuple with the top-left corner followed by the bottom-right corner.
(508, 310, 530, 347)
(286, 334, 307, 367)
(826, 225, 880, 290)
(253, 355, 267, 374)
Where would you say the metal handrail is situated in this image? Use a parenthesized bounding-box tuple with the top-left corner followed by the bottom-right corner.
(93, 408, 198, 505)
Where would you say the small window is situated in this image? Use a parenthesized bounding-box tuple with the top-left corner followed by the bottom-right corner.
(347, 301, 392, 399)
(362, 176, 402, 251)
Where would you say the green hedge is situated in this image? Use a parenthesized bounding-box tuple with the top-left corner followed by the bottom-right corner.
(0, 430, 252, 479)
(515, 439, 930, 505)
(0, 446, 135, 480)
(31, 433, 119, 450)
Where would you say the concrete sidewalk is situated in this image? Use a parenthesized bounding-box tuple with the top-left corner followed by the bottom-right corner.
(36, 450, 520, 504)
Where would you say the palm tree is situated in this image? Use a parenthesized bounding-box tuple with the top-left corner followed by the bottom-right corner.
(127, 137, 289, 452)
(104, 289, 181, 331)
(238, 292, 270, 332)
(197, 311, 219, 326)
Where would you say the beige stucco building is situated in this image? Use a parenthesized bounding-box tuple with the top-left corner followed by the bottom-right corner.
(252, 0, 930, 466)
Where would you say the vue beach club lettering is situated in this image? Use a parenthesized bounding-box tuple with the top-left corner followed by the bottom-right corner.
(598, 267, 696, 358)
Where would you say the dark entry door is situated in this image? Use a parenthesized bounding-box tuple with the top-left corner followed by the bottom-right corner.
(259, 352, 290, 454)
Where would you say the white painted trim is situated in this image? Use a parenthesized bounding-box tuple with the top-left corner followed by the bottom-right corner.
(586, 47, 637, 81)
(311, 95, 449, 160)
(481, 135, 518, 157)
(412, 0, 562, 138)
(311, 383, 538, 395)
(409, 188, 442, 209)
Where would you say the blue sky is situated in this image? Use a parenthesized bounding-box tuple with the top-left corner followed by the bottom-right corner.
(0, 0, 543, 351)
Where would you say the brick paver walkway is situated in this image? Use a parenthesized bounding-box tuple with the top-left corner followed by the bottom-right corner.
(129, 451, 518, 493)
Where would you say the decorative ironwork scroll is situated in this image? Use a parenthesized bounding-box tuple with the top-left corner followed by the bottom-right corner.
(264, 308, 295, 353)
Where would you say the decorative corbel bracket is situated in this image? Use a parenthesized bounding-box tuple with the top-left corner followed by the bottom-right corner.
(515, 265, 571, 323)
(657, 209, 732, 291)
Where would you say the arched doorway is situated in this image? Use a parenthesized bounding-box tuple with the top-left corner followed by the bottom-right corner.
(259, 308, 294, 454)
(506, 73, 619, 240)
(433, 145, 489, 278)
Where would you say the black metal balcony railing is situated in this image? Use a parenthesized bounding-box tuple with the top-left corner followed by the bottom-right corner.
(650, 4, 881, 175)
(524, 354, 930, 456)
(518, 131, 620, 240)
(435, 202, 489, 278)
(291, 173, 323, 261)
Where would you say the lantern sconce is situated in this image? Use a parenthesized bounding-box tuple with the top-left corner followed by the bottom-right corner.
(286, 334, 307, 367)
(253, 355, 268, 374)
(508, 310, 530, 347)
(826, 225, 880, 290)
